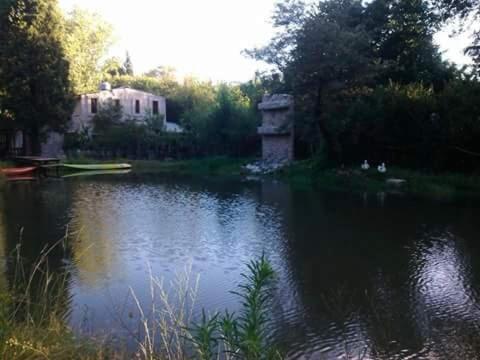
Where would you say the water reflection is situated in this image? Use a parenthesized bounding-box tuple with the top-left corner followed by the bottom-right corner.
(0, 175, 480, 358)
(0, 180, 75, 325)
(411, 231, 478, 323)
(406, 230, 480, 357)
(69, 183, 120, 287)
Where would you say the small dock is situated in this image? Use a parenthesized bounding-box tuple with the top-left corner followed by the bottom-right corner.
(12, 156, 61, 166)
(11, 156, 62, 176)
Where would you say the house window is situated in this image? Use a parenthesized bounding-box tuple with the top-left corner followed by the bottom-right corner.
(152, 100, 159, 115)
(135, 100, 140, 114)
(91, 98, 98, 114)
(114, 99, 120, 108)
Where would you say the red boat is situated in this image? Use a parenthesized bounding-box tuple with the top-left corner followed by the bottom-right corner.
(5, 176, 36, 182)
(1, 166, 37, 176)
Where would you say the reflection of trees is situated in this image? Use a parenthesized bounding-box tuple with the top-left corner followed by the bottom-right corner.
(2, 173, 480, 358)
(69, 183, 119, 287)
(263, 185, 480, 358)
(1, 181, 73, 265)
(0, 181, 74, 323)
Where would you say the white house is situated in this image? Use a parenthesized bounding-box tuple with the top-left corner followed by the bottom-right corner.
(70, 82, 179, 132)
(40, 83, 182, 157)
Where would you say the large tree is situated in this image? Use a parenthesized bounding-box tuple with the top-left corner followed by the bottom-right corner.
(0, 0, 14, 120)
(124, 51, 134, 76)
(250, 0, 379, 162)
(102, 57, 126, 78)
(248, 0, 456, 162)
(63, 7, 114, 94)
(144, 65, 177, 82)
(0, 0, 74, 153)
(366, 0, 450, 85)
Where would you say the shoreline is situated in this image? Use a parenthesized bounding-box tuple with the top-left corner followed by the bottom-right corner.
(2, 156, 480, 200)
(61, 157, 480, 200)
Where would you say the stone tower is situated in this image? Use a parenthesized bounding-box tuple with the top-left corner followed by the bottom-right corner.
(258, 94, 294, 164)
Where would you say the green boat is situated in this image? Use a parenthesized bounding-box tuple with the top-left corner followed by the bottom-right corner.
(62, 163, 132, 171)
(62, 169, 131, 178)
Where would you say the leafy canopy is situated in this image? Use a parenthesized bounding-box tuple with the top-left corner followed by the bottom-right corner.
(0, 0, 74, 151)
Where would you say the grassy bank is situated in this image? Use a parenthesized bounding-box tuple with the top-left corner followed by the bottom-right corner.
(64, 156, 480, 199)
(66, 156, 251, 177)
(279, 159, 480, 200)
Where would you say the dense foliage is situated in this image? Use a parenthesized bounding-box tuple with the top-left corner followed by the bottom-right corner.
(0, 0, 74, 152)
(249, 0, 480, 172)
(1, 0, 480, 170)
(63, 7, 114, 94)
(0, 0, 259, 158)
(65, 80, 261, 159)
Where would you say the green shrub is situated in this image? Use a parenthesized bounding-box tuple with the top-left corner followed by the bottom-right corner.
(189, 255, 282, 359)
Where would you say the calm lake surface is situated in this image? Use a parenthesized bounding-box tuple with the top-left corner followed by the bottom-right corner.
(1, 173, 480, 358)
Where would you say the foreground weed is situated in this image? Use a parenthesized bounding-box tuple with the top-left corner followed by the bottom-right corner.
(189, 255, 282, 359)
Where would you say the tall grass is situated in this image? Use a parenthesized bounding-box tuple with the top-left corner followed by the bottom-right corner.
(0, 236, 106, 359)
(127, 256, 281, 359)
(0, 237, 281, 359)
(188, 256, 282, 360)
(127, 264, 199, 360)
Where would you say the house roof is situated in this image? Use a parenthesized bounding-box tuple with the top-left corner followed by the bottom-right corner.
(79, 87, 165, 99)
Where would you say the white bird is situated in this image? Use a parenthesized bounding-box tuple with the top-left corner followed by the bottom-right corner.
(377, 163, 387, 173)
(361, 160, 370, 170)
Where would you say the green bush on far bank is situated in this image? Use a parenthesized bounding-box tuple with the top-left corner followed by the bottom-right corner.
(63, 154, 480, 200)
(277, 158, 480, 200)
(64, 82, 261, 160)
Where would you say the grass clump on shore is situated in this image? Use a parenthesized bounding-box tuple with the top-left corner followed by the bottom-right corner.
(132, 157, 251, 177)
(189, 255, 281, 359)
(0, 239, 105, 359)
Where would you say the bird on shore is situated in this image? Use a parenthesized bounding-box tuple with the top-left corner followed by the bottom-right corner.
(361, 160, 370, 170)
(377, 163, 387, 173)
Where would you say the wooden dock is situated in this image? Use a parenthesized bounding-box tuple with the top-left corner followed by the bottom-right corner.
(11, 156, 62, 176)
(12, 156, 61, 166)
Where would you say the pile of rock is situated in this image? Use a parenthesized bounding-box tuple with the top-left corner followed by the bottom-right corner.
(386, 178, 407, 187)
(244, 160, 286, 175)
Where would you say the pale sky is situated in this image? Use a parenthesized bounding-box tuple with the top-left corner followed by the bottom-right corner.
(59, 0, 473, 83)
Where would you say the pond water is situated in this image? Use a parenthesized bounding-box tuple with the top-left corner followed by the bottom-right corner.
(1, 173, 480, 358)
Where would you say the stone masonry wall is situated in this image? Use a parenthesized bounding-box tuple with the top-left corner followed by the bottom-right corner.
(262, 135, 294, 163)
(258, 94, 294, 164)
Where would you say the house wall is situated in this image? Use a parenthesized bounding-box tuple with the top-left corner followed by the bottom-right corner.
(71, 88, 167, 132)
(14, 131, 23, 149)
(41, 132, 65, 158)
(38, 87, 178, 158)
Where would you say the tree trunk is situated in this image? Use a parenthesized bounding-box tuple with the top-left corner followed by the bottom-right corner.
(30, 126, 41, 156)
(314, 85, 339, 164)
